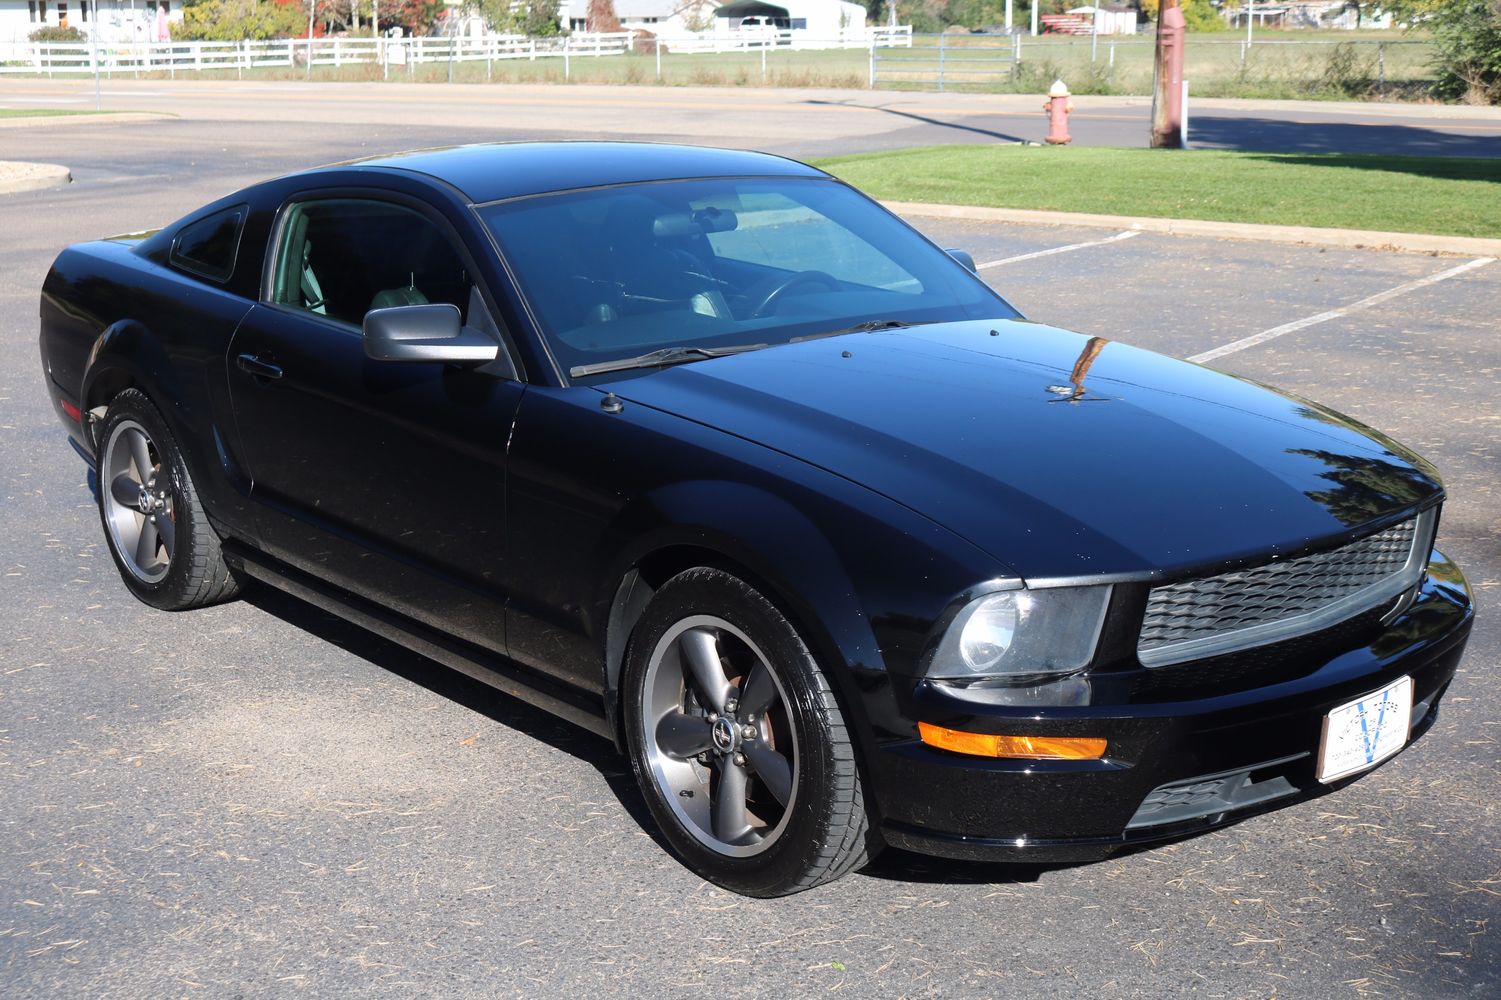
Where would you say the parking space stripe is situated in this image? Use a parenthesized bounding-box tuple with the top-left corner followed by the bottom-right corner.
(976, 230, 1141, 269)
(1188, 257, 1497, 365)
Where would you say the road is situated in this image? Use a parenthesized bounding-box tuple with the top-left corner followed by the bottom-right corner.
(2, 77, 1500, 157)
(0, 117, 1498, 998)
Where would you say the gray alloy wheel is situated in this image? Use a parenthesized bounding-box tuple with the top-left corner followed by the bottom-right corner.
(623, 568, 873, 896)
(101, 418, 175, 584)
(641, 615, 799, 857)
(95, 388, 240, 611)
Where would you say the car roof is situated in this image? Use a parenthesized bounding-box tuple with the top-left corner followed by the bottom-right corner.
(330, 141, 829, 204)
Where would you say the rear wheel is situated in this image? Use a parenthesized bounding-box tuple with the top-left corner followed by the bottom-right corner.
(96, 388, 239, 610)
(623, 567, 873, 896)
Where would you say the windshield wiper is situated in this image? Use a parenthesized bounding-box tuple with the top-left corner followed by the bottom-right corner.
(569, 343, 768, 378)
(789, 319, 913, 343)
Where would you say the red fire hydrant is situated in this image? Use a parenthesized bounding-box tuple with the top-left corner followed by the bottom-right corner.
(1044, 79, 1073, 145)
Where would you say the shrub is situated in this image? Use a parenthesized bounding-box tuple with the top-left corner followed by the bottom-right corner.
(1139, 0, 1225, 30)
(29, 25, 86, 41)
(1385, 0, 1501, 104)
(1321, 40, 1376, 97)
(1430, 1, 1501, 103)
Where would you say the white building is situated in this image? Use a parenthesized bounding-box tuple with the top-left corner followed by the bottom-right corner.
(559, 0, 711, 35)
(1, 0, 183, 44)
(1063, 6, 1138, 35)
(1226, 2, 1394, 30)
(558, 0, 866, 39)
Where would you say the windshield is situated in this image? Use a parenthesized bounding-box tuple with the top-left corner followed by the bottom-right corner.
(477, 177, 1020, 379)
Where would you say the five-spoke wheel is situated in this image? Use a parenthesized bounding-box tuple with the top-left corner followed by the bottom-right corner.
(101, 419, 175, 583)
(642, 616, 798, 856)
(624, 567, 873, 896)
(94, 388, 239, 610)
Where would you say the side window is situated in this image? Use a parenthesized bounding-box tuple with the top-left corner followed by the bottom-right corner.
(171, 205, 246, 283)
(270, 198, 476, 328)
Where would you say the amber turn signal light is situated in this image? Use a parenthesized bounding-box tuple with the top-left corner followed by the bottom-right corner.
(917, 722, 1107, 760)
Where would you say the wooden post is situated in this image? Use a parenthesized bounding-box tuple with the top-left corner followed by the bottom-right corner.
(1150, 3, 1185, 148)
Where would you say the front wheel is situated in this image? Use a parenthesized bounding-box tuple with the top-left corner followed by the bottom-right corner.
(96, 388, 239, 611)
(623, 567, 874, 896)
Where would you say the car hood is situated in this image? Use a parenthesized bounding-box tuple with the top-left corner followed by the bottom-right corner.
(602, 320, 1443, 582)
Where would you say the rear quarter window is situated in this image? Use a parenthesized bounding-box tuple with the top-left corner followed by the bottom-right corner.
(170, 205, 247, 283)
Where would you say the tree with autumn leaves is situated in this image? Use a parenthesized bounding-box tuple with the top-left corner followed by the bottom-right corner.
(587, 0, 622, 31)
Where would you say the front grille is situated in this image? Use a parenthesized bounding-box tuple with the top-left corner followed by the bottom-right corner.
(1138, 511, 1432, 668)
(1129, 605, 1390, 702)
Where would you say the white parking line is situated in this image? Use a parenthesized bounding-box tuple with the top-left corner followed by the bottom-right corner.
(1188, 257, 1496, 365)
(976, 229, 1142, 269)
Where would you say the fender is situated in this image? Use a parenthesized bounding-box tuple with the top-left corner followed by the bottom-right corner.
(81, 320, 183, 453)
(593, 479, 888, 748)
(80, 315, 258, 541)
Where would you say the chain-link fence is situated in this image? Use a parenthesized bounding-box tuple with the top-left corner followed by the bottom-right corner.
(0, 31, 1439, 100)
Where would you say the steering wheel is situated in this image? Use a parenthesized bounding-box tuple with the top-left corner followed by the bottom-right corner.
(750, 270, 841, 319)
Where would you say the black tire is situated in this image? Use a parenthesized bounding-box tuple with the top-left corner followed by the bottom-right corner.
(95, 388, 240, 611)
(622, 567, 875, 896)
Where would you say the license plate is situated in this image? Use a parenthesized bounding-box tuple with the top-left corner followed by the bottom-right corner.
(1317, 676, 1414, 783)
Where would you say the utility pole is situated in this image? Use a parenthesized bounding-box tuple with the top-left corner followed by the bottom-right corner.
(89, 8, 100, 111)
(1150, 0, 1185, 148)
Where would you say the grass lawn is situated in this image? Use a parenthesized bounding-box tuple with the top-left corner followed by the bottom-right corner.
(812, 145, 1501, 239)
(0, 108, 145, 120)
(0, 108, 119, 118)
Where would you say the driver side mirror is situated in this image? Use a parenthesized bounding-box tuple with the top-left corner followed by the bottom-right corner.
(363, 304, 499, 364)
(945, 249, 978, 274)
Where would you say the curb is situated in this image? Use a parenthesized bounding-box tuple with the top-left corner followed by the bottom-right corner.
(881, 201, 1501, 258)
(0, 161, 72, 195)
(0, 111, 170, 129)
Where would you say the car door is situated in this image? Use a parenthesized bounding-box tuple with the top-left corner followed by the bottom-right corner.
(226, 191, 525, 656)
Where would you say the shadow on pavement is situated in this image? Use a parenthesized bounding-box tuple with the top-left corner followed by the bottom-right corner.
(1189, 116, 1501, 160)
(239, 580, 665, 844)
(238, 580, 1196, 892)
(805, 99, 1029, 144)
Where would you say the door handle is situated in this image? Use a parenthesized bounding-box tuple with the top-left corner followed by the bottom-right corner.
(236, 353, 283, 380)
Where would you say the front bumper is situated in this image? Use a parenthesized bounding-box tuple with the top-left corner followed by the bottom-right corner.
(870, 552, 1474, 863)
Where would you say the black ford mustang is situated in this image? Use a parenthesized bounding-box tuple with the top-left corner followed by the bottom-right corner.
(38, 142, 1473, 897)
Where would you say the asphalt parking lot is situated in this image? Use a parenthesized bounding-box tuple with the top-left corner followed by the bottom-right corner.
(1, 119, 1498, 999)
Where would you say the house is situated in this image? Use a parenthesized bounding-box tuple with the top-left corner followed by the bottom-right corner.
(557, 0, 866, 39)
(710, 0, 867, 37)
(559, 0, 715, 35)
(1227, 2, 1394, 29)
(1, 0, 183, 44)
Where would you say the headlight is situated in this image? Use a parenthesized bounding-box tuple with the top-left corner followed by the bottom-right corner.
(926, 585, 1112, 687)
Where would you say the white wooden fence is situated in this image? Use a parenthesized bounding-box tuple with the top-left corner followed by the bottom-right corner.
(655, 27, 913, 53)
(0, 33, 633, 76)
(0, 28, 913, 77)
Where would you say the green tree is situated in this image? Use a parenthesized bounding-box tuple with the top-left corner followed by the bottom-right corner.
(477, 0, 563, 35)
(1422, 0, 1501, 103)
(177, 0, 310, 40)
(1140, 0, 1223, 30)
